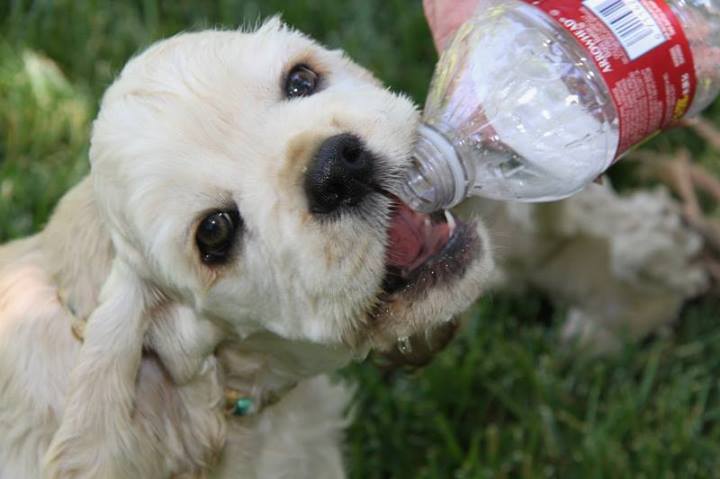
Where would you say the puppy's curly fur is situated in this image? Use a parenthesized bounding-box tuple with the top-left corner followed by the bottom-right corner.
(0, 19, 492, 478)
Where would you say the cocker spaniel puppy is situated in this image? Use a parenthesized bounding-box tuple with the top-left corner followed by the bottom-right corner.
(0, 19, 492, 478)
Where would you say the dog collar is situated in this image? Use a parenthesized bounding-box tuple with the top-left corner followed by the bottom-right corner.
(223, 380, 297, 416)
(60, 290, 294, 417)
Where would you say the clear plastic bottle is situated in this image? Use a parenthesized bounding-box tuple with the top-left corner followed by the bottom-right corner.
(398, 0, 720, 212)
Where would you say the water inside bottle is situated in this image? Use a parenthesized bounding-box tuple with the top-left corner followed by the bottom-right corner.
(422, 2, 619, 201)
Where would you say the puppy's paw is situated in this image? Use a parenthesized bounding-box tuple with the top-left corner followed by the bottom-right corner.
(561, 308, 623, 354)
(157, 355, 227, 472)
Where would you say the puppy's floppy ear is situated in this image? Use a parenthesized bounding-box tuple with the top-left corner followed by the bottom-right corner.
(44, 258, 156, 478)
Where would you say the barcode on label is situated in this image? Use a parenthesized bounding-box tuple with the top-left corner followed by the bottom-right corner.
(583, 0, 666, 60)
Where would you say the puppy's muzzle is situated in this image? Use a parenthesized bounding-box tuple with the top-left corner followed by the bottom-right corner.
(304, 133, 377, 215)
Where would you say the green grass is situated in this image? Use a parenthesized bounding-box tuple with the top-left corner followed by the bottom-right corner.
(348, 295, 720, 478)
(2, 1, 720, 477)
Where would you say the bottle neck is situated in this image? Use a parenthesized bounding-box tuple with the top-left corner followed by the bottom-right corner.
(397, 124, 469, 213)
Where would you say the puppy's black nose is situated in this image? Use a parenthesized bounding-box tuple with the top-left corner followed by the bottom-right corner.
(304, 133, 376, 215)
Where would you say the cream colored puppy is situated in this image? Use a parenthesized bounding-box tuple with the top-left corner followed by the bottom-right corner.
(0, 19, 492, 478)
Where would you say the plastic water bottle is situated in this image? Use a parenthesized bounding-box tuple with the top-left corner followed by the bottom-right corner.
(397, 0, 720, 212)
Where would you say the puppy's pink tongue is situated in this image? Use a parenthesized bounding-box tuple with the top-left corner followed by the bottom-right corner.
(386, 202, 450, 272)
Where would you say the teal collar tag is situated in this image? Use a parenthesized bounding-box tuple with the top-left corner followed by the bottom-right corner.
(232, 397, 255, 416)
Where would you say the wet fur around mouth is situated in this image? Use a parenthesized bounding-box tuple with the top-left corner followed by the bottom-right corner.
(358, 217, 487, 357)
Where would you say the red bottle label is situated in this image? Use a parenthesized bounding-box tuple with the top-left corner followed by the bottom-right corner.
(521, 0, 696, 158)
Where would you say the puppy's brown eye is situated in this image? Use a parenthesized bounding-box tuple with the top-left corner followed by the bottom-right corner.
(285, 64, 319, 98)
(196, 210, 242, 264)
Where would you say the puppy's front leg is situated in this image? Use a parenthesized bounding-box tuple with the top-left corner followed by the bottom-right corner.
(44, 259, 155, 479)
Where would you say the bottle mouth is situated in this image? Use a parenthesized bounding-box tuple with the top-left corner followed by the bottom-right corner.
(396, 124, 467, 213)
(397, 158, 441, 213)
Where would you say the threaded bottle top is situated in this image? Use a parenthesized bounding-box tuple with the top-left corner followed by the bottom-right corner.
(396, 124, 468, 213)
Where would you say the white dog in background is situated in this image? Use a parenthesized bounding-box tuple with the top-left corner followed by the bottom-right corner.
(0, 19, 492, 478)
